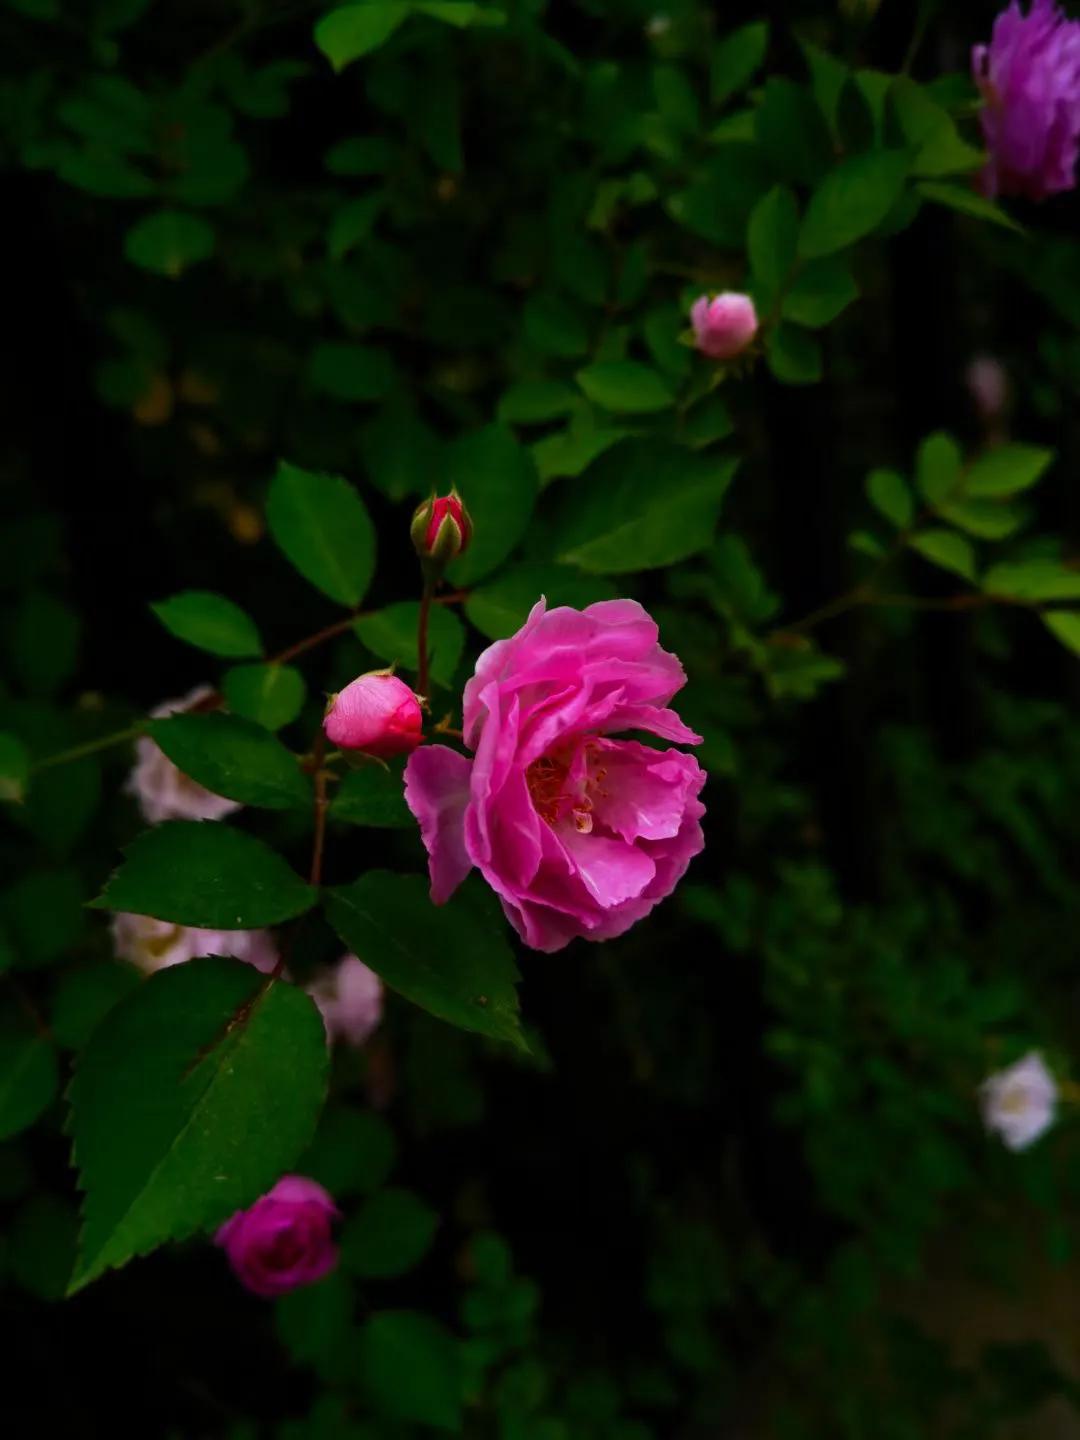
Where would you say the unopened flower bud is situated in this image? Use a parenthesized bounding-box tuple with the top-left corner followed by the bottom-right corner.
(324, 672, 423, 757)
(411, 490, 472, 571)
(690, 292, 758, 361)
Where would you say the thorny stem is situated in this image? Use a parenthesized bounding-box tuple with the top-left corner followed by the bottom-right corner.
(417, 581, 434, 702)
(270, 612, 360, 666)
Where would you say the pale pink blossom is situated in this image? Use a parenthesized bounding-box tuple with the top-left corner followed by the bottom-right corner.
(981, 1050, 1058, 1150)
(965, 355, 1009, 421)
(324, 672, 423, 756)
(111, 911, 278, 976)
(215, 1176, 339, 1297)
(404, 599, 706, 953)
(127, 686, 240, 824)
(690, 292, 758, 360)
(306, 954, 383, 1047)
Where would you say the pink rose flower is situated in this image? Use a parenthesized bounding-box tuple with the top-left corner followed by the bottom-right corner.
(111, 911, 279, 976)
(307, 954, 383, 1046)
(973, 0, 1080, 200)
(690, 292, 758, 360)
(127, 686, 241, 825)
(404, 599, 706, 953)
(215, 1175, 340, 1297)
(324, 672, 423, 757)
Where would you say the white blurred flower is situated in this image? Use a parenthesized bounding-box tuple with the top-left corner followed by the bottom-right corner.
(127, 685, 240, 825)
(980, 1050, 1058, 1151)
(307, 955, 383, 1048)
(112, 912, 278, 977)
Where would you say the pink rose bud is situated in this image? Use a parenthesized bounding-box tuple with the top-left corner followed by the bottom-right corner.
(215, 1176, 340, 1297)
(411, 489, 472, 569)
(323, 671, 423, 757)
(690, 292, 758, 361)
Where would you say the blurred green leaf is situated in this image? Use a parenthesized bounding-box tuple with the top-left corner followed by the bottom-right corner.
(148, 712, 310, 810)
(498, 380, 579, 425)
(223, 664, 306, 732)
(781, 256, 858, 328)
(0, 1032, 58, 1140)
(276, 1270, 356, 1382)
(964, 444, 1053, 498)
(267, 461, 376, 608)
(301, 1106, 397, 1197)
(766, 324, 822, 384)
(326, 872, 525, 1049)
(465, 565, 617, 640)
(575, 361, 674, 414)
(754, 79, 831, 185)
(917, 180, 1022, 232)
(1042, 610, 1080, 656)
(9, 1195, 78, 1300)
(889, 77, 984, 178)
(748, 185, 798, 302)
(124, 210, 215, 276)
(799, 150, 909, 259)
(361, 1310, 463, 1431)
(315, 4, 411, 70)
(341, 1187, 439, 1277)
(915, 432, 962, 505)
(0, 733, 29, 802)
(711, 21, 768, 106)
(308, 342, 397, 402)
(151, 591, 262, 659)
(909, 529, 977, 582)
(90, 822, 317, 928)
(7, 592, 80, 696)
(445, 424, 538, 587)
(67, 958, 328, 1291)
(50, 962, 141, 1052)
(983, 560, 1080, 601)
(330, 761, 413, 828)
(555, 439, 737, 574)
(866, 469, 913, 529)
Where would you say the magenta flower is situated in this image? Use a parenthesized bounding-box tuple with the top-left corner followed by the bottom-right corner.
(324, 672, 423, 756)
(973, 0, 1080, 200)
(404, 599, 706, 954)
(306, 954, 383, 1047)
(111, 912, 278, 976)
(690, 292, 758, 361)
(127, 686, 241, 824)
(215, 1176, 340, 1297)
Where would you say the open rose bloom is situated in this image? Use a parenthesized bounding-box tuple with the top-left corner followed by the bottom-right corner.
(973, 0, 1080, 200)
(111, 912, 278, 976)
(405, 599, 706, 953)
(127, 686, 241, 825)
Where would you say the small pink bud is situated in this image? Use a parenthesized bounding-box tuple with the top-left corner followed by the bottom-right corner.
(690, 292, 758, 361)
(411, 489, 472, 570)
(215, 1176, 340, 1297)
(324, 672, 423, 757)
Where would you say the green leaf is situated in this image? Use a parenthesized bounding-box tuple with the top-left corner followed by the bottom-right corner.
(315, 4, 411, 70)
(9, 1195, 78, 1300)
(766, 324, 822, 384)
(301, 1106, 396, 1197)
(0, 733, 30, 803)
(668, 144, 774, 249)
(983, 560, 1080, 601)
(307, 342, 397, 402)
(963, 443, 1053, 498)
(324, 136, 394, 175)
(67, 958, 328, 1291)
(325, 872, 525, 1049)
(0, 1032, 58, 1140)
(866, 468, 913, 528)
(915, 431, 962, 505)
(555, 439, 737, 575)
(909, 529, 977, 582)
(90, 822, 317, 928)
(799, 150, 910, 259)
(936, 498, 1023, 541)
(889, 77, 984, 178)
(329, 761, 413, 828)
(3, 868, 86, 969)
(917, 180, 1022, 232)
(151, 591, 262, 659)
(50, 962, 140, 1052)
(341, 1187, 439, 1277)
(360, 1311, 463, 1431)
(267, 461, 376, 608)
(361, 395, 443, 502)
(124, 210, 215, 277)
(276, 1270, 356, 1382)
(748, 185, 798, 302)
(1042, 610, 1080, 656)
(8, 592, 80, 695)
(711, 21, 768, 106)
(754, 79, 831, 185)
(465, 564, 617, 641)
(223, 663, 306, 731)
(445, 424, 538, 587)
(414, 1, 505, 26)
(575, 361, 674, 415)
(148, 713, 310, 811)
(781, 256, 858, 328)
(497, 380, 579, 425)
(356, 602, 465, 688)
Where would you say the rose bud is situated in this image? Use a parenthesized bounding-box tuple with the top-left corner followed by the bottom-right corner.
(215, 1176, 340, 1297)
(324, 671, 423, 756)
(411, 489, 472, 570)
(690, 292, 758, 361)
